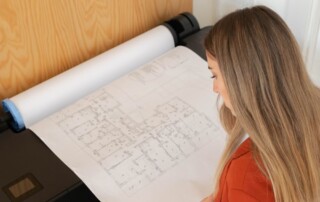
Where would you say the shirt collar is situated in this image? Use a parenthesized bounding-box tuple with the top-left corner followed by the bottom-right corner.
(232, 138, 252, 159)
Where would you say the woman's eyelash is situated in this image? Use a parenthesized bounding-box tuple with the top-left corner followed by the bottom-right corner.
(211, 75, 216, 79)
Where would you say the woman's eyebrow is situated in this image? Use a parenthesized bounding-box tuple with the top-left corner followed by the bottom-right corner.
(208, 66, 212, 70)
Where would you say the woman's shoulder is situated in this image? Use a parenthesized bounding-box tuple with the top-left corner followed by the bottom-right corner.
(226, 139, 275, 201)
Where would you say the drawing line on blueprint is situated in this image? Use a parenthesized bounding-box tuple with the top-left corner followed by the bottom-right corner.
(128, 50, 186, 85)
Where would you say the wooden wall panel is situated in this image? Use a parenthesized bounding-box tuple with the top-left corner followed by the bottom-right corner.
(0, 0, 192, 101)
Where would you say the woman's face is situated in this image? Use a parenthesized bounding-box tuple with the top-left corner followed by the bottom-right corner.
(206, 51, 235, 115)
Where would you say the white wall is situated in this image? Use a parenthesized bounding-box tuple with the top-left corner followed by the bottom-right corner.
(311, 30, 320, 86)
(192, 0, 216, 28)
(193, 0, 320, 86)
(192, 0, 312, 45)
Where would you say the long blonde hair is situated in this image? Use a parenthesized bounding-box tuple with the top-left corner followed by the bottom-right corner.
(205, 6, 320, 202)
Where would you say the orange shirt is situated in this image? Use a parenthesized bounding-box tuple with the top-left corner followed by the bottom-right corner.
(214, 138, 275, 202)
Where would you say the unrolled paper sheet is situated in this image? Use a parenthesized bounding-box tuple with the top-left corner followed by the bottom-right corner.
(31, 46, 226, 202)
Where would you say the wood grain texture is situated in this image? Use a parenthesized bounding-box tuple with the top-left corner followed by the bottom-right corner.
(0, 0, 192, 101)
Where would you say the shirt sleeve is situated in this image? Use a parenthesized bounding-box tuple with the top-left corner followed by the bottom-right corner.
(228, 189, 259, 202)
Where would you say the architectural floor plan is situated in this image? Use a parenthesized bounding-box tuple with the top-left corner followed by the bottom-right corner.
(31, 46, 226, 202)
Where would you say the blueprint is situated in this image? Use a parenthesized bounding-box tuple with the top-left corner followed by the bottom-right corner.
(30, 46, 226, 202)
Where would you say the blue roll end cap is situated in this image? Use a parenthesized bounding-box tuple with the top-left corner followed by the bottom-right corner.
(2, 99, 25, 131)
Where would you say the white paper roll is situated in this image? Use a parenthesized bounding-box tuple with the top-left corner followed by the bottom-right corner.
(3, 25, 175, 130)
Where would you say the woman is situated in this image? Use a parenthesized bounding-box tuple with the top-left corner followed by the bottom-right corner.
(202, 5, 320, 202)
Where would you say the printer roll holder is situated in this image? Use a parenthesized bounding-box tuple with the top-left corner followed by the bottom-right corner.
(0, 12, 208, 133)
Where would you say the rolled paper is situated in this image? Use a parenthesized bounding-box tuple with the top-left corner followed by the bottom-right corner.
(2, 25, 175, 131)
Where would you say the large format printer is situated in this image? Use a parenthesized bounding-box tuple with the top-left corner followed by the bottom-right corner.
(0, 13, 211, 202)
